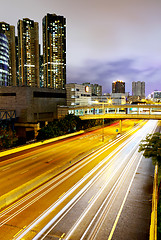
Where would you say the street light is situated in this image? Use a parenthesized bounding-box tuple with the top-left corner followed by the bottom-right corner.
(102, 99, 113, 142)
(92, 99, 113, 142)
(108, 99, 112, 104)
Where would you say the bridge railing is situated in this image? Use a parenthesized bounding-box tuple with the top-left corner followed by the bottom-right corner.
(58, 104, 161, 119)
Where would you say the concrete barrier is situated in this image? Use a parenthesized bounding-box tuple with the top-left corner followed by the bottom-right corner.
(0, 159, 76, 209)
(0, 130, 85, 158)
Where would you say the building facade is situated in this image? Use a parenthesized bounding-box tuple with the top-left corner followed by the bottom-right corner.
(82, 82, 102, 96)
(112, 80, 125, 93)
(0, 32, 10, 86)
(111, 93, 126, 105)
(17, 18, 39, 87)
(0, 22, 16, 86)
(0, 86, 66, 141)
(42, 13, 66, 89)
(39, 54, 44, 87)
(15, 36, 19, 85)
(92, 83, 102, 96)
(132, 81, 145, 99)
(66, 83, 91, 106)
(151, 91, 161, 102)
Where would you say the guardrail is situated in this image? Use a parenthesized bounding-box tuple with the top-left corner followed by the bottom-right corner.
(150, 164, 158, 240)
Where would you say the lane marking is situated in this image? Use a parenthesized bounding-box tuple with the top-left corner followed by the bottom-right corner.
(59, 233, 65, 239)
(13, 226, 26, 238)
(2, 167, 11, 172)
(20, 170, 29, 175)
(59, 192, 66, 199)
(88, 196, 94, 204)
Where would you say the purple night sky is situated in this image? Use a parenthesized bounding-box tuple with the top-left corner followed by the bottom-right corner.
(1, 0, 161, 95)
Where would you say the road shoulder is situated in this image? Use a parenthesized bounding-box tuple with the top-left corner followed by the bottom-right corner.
(113, 156, 154, 240)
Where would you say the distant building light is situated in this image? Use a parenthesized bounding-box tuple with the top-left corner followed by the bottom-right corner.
(85, 86, 89, 93)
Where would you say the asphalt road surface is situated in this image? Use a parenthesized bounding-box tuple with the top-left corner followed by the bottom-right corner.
(0, 119, 158, 240)
(0, 120, 141, 197)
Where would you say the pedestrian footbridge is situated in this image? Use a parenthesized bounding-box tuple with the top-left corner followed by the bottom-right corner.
(58, 104, 161, 120)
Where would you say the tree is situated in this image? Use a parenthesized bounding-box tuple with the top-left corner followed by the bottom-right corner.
(0, 124, 17, 149)
(139, 132, 161, 166)
(59, 114, 82, 133)
(36, 121, 62, 141)
(36, 114, 82, 141)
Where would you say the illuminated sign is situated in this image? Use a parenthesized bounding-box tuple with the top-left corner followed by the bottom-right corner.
(85, 86, 89, 92)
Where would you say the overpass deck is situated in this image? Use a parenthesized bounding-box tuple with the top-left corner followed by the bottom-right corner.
(58, 104, 161, 120)
(80, 113, 161, 120)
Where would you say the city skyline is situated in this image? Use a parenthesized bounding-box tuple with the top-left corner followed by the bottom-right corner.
(0, 14, 66, 90)
(1, 0, 161, 95)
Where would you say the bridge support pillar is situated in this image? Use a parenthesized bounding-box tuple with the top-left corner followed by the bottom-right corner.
(150, 108, 152, 114)
(119, 119, 122, 133)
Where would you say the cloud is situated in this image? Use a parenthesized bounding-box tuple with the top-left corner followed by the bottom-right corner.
(67, 58, 161, 95)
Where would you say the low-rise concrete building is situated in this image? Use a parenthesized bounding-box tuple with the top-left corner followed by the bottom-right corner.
(111, 93, 128, 105)
(151, 91, 161, 103)
(91, 95, 109, 103)
(66, 83, 91, 106)
(0, 86, 66, 141)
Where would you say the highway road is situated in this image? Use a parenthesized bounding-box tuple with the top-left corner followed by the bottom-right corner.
(0, 119, 141, 198)
(0, 119, 158, 239)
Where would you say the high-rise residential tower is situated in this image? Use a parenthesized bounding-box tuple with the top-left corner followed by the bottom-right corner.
(132, 81, 145, 99)
(0, 31, 9, 86)
(112, 80, 125, 93)
(17, 18, 39, 87)
(0, 22, 16, 86)
(42, 13, 66, 89)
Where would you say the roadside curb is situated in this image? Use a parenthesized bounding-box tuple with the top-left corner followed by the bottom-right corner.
(150, 164, 158, 240)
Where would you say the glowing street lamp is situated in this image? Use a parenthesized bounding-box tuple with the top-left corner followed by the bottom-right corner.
(108, 99, 112, 104)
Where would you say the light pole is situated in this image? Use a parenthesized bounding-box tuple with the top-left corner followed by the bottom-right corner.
(92, 99, 113, 142)
(101, 99, 112, 142)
